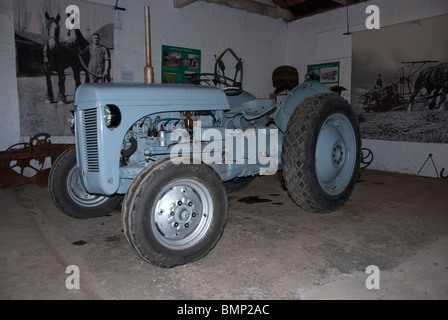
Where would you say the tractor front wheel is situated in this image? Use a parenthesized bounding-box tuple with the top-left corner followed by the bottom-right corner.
(122, 158, 228, 268)
(49, 146, 123, 219)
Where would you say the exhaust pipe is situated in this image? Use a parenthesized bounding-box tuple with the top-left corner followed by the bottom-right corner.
(144, 6, 154, 84)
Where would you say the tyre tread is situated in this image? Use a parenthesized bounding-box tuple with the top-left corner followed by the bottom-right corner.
(282, 93, 360, 213)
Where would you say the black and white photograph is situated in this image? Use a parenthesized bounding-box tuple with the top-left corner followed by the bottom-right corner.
(320, 66, 339, 83)
(14, 0, 114, 136)
(352, 14, 448, 144)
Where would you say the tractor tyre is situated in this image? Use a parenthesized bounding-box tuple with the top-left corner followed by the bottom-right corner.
(122, 158, 228, 268)
(49, 146, 123, 219)
(282, 93, 361, 213)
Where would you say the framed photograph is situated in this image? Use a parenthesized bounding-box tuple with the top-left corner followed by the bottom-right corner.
(162, 45, 201, 84)
(307, 62, 340, 85)
(351, 14, 448, 144)
(13, 0, 114, 136)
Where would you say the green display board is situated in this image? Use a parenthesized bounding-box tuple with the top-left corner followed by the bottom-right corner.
(162, 45, 201, 84)
(307, 62, 340, 86)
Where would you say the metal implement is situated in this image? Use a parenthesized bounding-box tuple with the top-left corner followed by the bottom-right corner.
(440, 168, 448, 180)
(0, 133, 73, 188)
(417, 153, 440, 178)
(199, 48, 244, 96)
(361, 148, 374, 169)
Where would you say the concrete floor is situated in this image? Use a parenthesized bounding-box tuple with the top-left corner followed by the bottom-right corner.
(0, 169, 447, 300)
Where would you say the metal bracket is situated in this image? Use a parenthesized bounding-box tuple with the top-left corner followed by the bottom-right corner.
(440, 168, 448, 180)
(343, 0, 351, 36)
(114, 0, 126, 11)
(417, 153, 440, 178)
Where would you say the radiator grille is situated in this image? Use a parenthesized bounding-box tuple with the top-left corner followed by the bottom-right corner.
(82, 108, 99, 172)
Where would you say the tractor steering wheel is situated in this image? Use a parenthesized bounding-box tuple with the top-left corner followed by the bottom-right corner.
(199, 73, 242, 96)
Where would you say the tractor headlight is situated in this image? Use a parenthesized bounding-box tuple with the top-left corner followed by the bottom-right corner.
(104, 104, 121, 129)
(68, 110, 75, 134)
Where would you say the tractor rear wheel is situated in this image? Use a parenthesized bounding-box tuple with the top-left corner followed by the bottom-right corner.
(282, 93, 361, 213)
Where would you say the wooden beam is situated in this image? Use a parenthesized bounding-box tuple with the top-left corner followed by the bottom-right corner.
(331, 0, 347, 5)
(283, 0, 308, 6)
(201, 0, 284, 19)
(173, 0, 198, 9)
(174, 0, 300, 21)
(272, 0, 296, 22)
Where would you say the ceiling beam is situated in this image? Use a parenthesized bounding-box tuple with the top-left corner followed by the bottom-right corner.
(173, 0, 198, 9)
(174, 0, 285, 19)
(331, 0, 347, 5)
(272, 0, 296, 22)
(203, 0, 283, 19)
(283, 0, 308, 6)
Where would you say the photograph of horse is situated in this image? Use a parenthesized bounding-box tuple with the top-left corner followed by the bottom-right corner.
(408, 62, 448, 111)
(13, 0, 114, 136)
(43, 12, 90, 104)
(352, 13, 448, 144)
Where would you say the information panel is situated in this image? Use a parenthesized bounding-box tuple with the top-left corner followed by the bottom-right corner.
(162, 45, 201, 84)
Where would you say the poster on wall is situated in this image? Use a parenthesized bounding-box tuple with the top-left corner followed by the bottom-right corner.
(351, 14, 448, 144)
(13, 0, 114, 137)
(307, 62, 340, 86)
(162, 45, 201, 84)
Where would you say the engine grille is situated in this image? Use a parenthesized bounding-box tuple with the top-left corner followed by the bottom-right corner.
(82, 108, 100, 172)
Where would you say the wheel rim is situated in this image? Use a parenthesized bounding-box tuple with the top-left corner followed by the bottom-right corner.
(152, 179, 213, 250)
(67, 166, 110, 207)
(315, 113, 357, 196)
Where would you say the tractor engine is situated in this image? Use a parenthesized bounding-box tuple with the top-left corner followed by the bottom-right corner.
(119, 111, 220, 168)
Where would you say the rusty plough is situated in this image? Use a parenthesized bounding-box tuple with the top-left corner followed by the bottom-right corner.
(0, 133, 73, 188)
